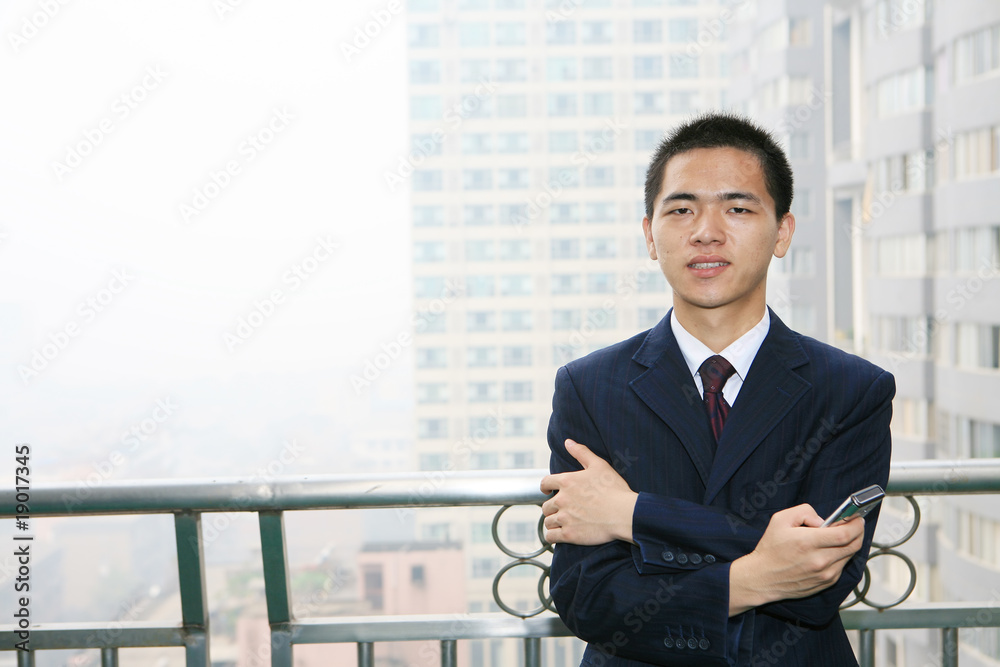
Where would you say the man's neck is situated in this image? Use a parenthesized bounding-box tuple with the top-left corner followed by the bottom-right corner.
(673, 301, 768, 353)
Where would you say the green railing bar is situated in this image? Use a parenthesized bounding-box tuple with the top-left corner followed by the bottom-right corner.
(173, 512, 210, 667)
(287, 614, 572, 644)
(440, 639, 457, 667)
(5, 461, 1000, 520)
(259, 511, 293, 624)
(841, 602, 1000, 629)
(101, 647, 117, 667)
(0, 622, 187, 650)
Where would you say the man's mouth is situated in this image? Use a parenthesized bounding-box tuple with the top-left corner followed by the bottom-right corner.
(688, 261, 729, 269)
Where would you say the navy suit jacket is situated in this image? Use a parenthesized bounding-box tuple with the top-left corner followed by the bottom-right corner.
(547, 309, 894, 667)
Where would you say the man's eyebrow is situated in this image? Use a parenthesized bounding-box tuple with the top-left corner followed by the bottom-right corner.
(660, 191, 764, 206)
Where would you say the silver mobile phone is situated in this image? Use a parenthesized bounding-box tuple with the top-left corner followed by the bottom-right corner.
(821, 484, 885, 527)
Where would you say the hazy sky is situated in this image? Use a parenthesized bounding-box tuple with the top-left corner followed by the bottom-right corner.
(1, 1, 414, 466)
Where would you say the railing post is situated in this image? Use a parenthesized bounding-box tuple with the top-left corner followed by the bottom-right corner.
(357, 642, 374, 667)
(858, 628, 875, 667)
(174, 512, 210, 667)
(942, 627, 958, 667)
(100, 647, 118, 667)
(259, 511, 294, 667)
(440, 639, 457, 667)
(524, 637, 541, 667)
(16, 649, 34, 667)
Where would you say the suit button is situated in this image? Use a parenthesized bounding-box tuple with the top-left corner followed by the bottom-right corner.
(663, 638, 674, 648)
(676, 553, 689, 565)
(663, 550, 675, 562)
(704, 554, 716, 564)
(687, 638, 698, 649)
(699, 638, 710, 650)
(690, 553, 703, 565)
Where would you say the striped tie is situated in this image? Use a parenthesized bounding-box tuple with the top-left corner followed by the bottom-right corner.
(699, 355, 736, 447)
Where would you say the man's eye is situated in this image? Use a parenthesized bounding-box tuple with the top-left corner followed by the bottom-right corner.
(729, 207, 751, 214)
(668, 208, 691, 215)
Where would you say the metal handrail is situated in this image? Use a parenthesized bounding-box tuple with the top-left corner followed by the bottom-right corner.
(3, 460, 1000, 667)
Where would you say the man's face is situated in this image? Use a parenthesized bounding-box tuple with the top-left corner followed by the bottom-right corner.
(642, 146, 794, 319)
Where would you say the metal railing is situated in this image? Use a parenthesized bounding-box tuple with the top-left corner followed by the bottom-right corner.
(2, 460, 1000, 667)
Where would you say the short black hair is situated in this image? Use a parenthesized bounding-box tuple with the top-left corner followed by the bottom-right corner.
(643, 111, 794, 221)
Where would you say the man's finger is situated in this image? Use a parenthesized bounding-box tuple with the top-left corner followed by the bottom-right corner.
(564, 439, 602, 469)
(540, 473, 561, 494)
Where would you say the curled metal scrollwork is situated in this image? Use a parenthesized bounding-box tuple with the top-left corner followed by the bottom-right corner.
(491, 505, 555, 618)
(840, 495, 920, 610)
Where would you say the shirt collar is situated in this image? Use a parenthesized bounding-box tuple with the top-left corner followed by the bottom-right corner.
(670, 308, 771, 382)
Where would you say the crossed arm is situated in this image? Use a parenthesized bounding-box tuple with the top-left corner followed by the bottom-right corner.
(540, 439, 865, 616)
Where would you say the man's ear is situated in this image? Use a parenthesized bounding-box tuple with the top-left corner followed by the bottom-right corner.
(642, 216, 657, 260)
(773, 213, 795, 258)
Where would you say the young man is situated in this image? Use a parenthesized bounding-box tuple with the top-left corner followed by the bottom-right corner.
(540, 112, 893, 666)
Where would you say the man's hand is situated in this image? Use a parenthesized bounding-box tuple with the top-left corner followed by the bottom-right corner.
(729, 504, 866, 616)
(540, 439, 639, 546)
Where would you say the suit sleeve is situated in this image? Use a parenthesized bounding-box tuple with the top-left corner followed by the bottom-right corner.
(548, 366, 752, 666)
(625, 368, 895, 628)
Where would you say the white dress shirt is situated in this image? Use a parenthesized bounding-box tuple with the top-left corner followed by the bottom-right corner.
(670, 309, 771, 407)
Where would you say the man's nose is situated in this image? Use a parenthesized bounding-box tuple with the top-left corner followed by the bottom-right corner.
(690, 209, 726, 244)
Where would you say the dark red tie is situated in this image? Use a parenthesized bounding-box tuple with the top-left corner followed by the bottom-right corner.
(699, 355, 736, 444)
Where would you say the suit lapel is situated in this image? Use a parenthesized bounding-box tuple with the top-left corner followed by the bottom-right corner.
(704, 313, 812, 504)
(629, 313, 716, 487)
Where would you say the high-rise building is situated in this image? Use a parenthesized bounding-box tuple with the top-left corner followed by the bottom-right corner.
(405, 0, 731, 664)
(826, 0, 1000, 663)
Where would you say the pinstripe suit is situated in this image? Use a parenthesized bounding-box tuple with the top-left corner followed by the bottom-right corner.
(547, 309, 894, 666)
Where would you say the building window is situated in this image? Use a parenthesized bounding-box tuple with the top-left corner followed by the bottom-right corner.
(416, 348, 448, 368)
(413, 205, 445, 227)
(417, 419, 448, 439)
(635, 129, 662, 151)
(585, 237, 617, 258)
(467, 347, 498, 367)
(583, 92, 614, 116)
(497, 95, 527, 118)
(581, 57, 613, 80)
(460, 58, 491, 82)
(412, 170, 443, 192)
(876, 67, 932, 118)
(500, 203, 529, 226)
(550, 131, 578, 153)
(499, 240, 531, 261)
(954, 24, 1000, 83)
(638, 307, 662, 329)
(411, 565, 426, 587)
(463, 204, 494, 226)
(552, 309, 582, 330)
(546, 21, 576, 45)
(465, 240, 495, 261)
(496, 132, 529, 153)
(668, 18, 698, 43)
(551, 239, 581, 259)
(582, 21, 613, 43)
(468, 416, 500, 437)
(410, 60, 441, 84)
(551, 274, 581, 294)
(633, 20, 662, 43)
(458, 22, 490, 47)
(465, 275, 495, 297)
(547, 57, 578, 81)
(363, 565, 384, 611)
(495, 21, 526, 46)
(548, 93, 578, 116)
(583, 130, 614, 153)
(500, 274, 533, 296)
(503, 346, 532, 366)
(587, 273, 615, 293)
(670, 57, 698, 78)
(416, 383, 449, 404)
(467, 311, 497, 332)
(462, 133, 492, 154)
(462, 169, 493, 190)
(414, 277, 446, 299)
(585, 202, 616, 223)
(504, 381, 533, 401)
(468, 381, 499, 402)
(585, 166, 615, 187)
(498, 168, 530, 189)
(409, 24, 440, 48)
(472, 558, 500, 578)
(549, 166, 581, 187)
(501, 310, 534, 331)
(634, 92, 665, 115)
(551, 203, 581, 224)
(495, 58, 527, 81)
(634, 55, 663, 79)
(414, 242, 446, 263)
